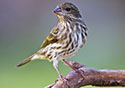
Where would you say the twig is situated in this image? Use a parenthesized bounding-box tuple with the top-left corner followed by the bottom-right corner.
(45, 61, 125, 88)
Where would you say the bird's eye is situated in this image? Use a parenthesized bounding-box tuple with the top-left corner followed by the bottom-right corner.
(65, 8, 71, 11)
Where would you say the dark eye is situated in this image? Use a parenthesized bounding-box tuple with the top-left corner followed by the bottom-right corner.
(65, 8, 71, 11)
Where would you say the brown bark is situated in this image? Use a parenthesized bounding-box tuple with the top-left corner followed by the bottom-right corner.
(45, 61, 125, 88)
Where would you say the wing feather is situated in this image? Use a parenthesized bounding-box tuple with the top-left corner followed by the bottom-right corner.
(40, 27, 59, 48)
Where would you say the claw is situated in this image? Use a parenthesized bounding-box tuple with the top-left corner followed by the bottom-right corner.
(62, 78, 70, 87)
(62, 59, 85, 79)
(74, 69, 85, 78)
(58, 75, 70, 87)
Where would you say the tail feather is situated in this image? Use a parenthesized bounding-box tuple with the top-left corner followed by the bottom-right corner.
(17, 56, 33, 67)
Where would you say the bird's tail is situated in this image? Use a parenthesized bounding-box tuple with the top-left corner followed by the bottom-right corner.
(17, 49, 46, 67)
(16, 55, 33, 67)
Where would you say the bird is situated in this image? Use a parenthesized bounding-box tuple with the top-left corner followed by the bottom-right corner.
(17, 2, 88, 81)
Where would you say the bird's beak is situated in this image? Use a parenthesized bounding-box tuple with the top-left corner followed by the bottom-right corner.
(53, 6, 62, 15)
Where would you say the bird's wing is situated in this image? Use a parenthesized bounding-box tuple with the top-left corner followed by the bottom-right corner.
(40, 27, 59, 48)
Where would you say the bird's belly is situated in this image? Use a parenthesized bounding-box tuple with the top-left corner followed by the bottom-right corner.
(64, 46, 83, 59)
(41, 33, 85, 60)
(63, 39, 84, 59)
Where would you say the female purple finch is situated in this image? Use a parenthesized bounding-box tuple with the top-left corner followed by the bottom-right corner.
(17, 2, 88, 81)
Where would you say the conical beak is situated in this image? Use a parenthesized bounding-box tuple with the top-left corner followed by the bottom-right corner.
(53, 7, 62, 15)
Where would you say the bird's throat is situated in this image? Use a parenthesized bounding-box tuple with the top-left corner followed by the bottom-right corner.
(57, 15, 65, 22)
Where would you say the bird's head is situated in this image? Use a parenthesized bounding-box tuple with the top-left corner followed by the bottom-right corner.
(54, 2, 81, 19)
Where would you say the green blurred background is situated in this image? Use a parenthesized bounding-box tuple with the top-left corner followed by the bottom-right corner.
(0, 0, 125, 88)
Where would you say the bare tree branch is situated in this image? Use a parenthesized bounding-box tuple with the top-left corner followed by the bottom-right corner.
(45, 61, 125, 88)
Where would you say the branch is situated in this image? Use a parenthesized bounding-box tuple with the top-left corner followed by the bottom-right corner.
(45, 61, 125, 88)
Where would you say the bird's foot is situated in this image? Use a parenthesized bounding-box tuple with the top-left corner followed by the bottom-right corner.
(72, 68, 85, 79)
(62, 59, 85, 79)
(59, 75, 67, 83)
(56, 75, 70, 87)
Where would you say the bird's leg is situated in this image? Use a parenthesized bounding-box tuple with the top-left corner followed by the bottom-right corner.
(53, 59, 64, 81)
(62, 59, 84, 78)
(53, 59, 70, 87)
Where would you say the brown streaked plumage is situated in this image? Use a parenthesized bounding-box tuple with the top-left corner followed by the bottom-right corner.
(17, 2, 88, 81)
